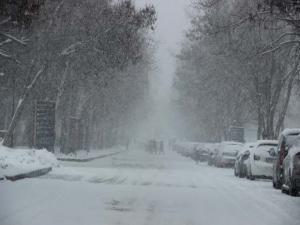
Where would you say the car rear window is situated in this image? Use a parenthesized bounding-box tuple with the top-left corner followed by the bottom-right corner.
(256, 144, 277, 153)
(286, 134, 300, 146)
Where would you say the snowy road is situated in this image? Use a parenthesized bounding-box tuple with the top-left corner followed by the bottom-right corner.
(1, 147, 300, 225)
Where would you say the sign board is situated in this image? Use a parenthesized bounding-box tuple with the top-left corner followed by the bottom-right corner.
(34, 101, 55, 152)
(229, 126, 245, 143)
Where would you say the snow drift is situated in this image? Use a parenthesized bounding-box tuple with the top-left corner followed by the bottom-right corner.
(0, 145, 59, 178)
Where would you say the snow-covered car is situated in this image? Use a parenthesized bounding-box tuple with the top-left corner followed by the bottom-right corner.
(215, 142, 243, 168)
(245, 140, 278, 180)
(174, 142, 201, 158)
(234, 143, 255, 178)
(272, 129, 300, 189)
(191, 145, 210, 162)
(281, 136, 300, 196)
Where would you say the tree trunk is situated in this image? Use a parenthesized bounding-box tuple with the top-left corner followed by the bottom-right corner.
(275, 71, 298, 137)
(2, 67, 45, 147)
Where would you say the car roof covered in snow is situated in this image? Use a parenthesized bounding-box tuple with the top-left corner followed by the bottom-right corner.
(221, 141, 243, 146)
(245, 142, 256, 147)
(238, 142, 256, 155)
(255, 140, 278, 146)
(247, 140, 278, 153)
(280, 128, 300, 136)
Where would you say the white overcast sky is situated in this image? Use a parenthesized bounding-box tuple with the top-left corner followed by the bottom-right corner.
(134, 0, 191, 138)
(135, 0, 190, 49)
(135, 0, 190, 90)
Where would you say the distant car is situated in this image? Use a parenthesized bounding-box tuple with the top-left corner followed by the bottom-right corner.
(215, 142, 243, 168)
(175, 142, 203, 159)
(234, 143, 255, 178)
(272, 129, 300, 189)
(245, 140, 278, 180)
(281, 136, 300, 196)
(191, 145, 210, 162)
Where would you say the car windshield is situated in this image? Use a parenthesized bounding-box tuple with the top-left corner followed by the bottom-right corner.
(2, 1, 300, 225)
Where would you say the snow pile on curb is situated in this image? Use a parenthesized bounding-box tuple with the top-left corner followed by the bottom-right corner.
(0, 145, 59, 178)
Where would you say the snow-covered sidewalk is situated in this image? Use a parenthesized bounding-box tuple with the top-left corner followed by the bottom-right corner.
(55, 146, 126, 162)
(0, 145, 59, 180)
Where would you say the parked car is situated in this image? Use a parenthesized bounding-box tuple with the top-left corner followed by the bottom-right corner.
(281, 136, 300, 196)
(191, 144, 210, 162)
(215, 142, 243, 168)
(234, 143, 255, 177)
(245, 140, 278, 180)
(174, 141, 203, 159)
(272, 129, 300, 189)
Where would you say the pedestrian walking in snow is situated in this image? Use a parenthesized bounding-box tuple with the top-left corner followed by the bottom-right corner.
(159, 141, 164, 154)
(194, 149, 201, 164)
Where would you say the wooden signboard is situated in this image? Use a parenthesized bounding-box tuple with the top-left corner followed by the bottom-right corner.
(229, 126, 245, 143)
(33, 101, 55, 152)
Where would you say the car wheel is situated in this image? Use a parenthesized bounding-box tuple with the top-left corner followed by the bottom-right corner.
(288, 172, 298, 197)
(272, 180, 277, 188)
(281, 170, 289, 195)
(273, 174, 281, 189)
(281, 186, 287, 194)
(248, 166, 255, 180)
(289, 184, 298, 196)
(246, 169, 250, 179)
(238, 171, 244, 178)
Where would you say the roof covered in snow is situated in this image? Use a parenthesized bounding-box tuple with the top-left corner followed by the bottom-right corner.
(255, 140, 278, 146)
(221, 141, 244, 146)
(280, 128, 300, 136)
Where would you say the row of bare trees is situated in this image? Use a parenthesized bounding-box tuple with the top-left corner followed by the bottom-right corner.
(175, 0, 300, 141)
(0, 0, 156, 152)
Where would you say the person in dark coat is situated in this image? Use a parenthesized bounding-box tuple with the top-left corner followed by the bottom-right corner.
(159, 141, 164, 154)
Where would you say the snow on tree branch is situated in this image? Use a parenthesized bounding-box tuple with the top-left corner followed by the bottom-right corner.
(0, 33, 28, 46)
(260, 40, 300, 55)
(0, 17, 11, 26)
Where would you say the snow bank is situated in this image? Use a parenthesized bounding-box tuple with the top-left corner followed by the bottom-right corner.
(0, 145, 59, 178)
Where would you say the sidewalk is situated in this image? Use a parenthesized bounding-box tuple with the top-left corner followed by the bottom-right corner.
(55, 147, 126, 162)
(1, 167, 52, 181)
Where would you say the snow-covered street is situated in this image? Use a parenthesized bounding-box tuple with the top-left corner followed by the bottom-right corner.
(1, 147, 299, 225)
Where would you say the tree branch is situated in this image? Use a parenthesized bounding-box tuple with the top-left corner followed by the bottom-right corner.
(2, 66, 46, 147)
(0, 50, 21, 64)
(61, 41, 82, 56)
(0, 32, 28, 45)
(260, 40, 300, 55)
(0, 17, 11, 26)
(0, 39, 12, 46)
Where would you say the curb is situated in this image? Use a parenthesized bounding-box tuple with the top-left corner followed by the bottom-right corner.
(1, 167, 52, 181)
(57, 151, 123, 162)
